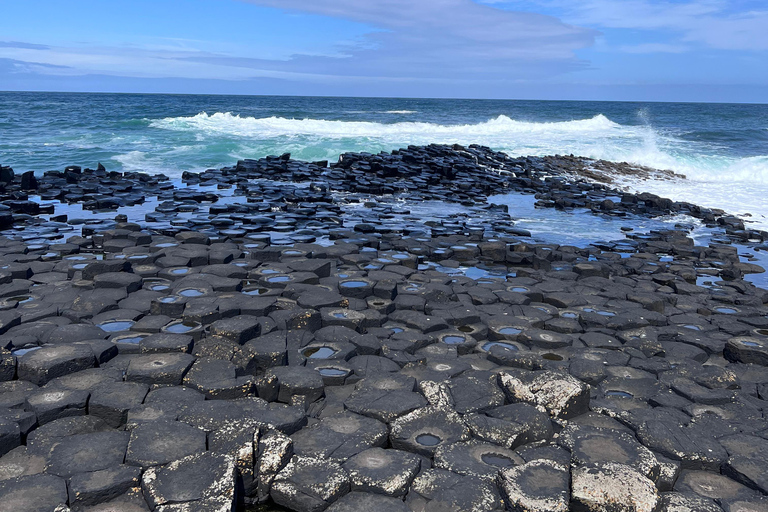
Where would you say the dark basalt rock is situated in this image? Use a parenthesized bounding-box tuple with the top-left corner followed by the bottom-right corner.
(0, 144, 766, 511)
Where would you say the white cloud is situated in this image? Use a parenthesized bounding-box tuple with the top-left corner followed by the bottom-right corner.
(618, 43, 689, 54)
(540, 0, 768, 51)
(0, 1, 598, 86)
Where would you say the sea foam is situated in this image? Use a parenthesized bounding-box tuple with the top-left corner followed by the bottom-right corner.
(149, 111, 768, 227)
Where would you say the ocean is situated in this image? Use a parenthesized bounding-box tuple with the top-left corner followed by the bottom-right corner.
(1, 92, 767, 230)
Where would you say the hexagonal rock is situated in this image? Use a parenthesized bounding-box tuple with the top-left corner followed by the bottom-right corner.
(724, 336, 768, 366)
(0, 446, 46, 481)
(0, 473, 68, 512)
(182, 358, 253, 400)
(271, 455, 350, 512)
(407, 468, 503, 512)
(571, 462, 659, 512)
(89, 381, 149, 428)
(433, 440, 524, 482)
(140, 333, 194, 354)
(25, 416, 112, 456)
(209, 315, 261, 345)
(141, 452, 237, 510)
(498, 459, 570, 512)
(67, 464, 142, 508)
(0, 349, 15, 382)
(342, 447, 421, 498)
(0, 418, 20, 459)
(448, 373, 505, 414)
(389, 406, 471, 457)
(719, 434, 768, 495)
(659, 492, 722, 512)
(125, 420, 207, 467)
(673, 470, 758, 502)
(44, 431, 130, 478)
(125, 353, 196, 386)
(635, 420, 727, 471)
(93, 272, 143, 293)
(498, 370, 590, 419)
(325, 491, 410, 512)
(343, 387, 428, 423)
(255, 429, 294, 504)
(17, 344, 96, 385)
(260, 366, 325, 404)
(291, 411, 388, 462)
(25, 387, 89, 425)
(208, 419, 259, 497)
(559, 424, 660, 480)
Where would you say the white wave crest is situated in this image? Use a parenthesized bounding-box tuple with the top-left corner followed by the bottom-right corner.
(150, 112, 622, 139)
(149, 111, 768, 188)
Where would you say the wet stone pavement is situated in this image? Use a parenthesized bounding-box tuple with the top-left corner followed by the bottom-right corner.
(0, 144, 766, 511)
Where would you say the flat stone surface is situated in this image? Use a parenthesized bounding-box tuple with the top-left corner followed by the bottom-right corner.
(498, 459, 570, 512)
(141, 452, 236, 510)
(0, 473, 68, 512)
(571, 462, 659, 512)
(125, 420, 207, 467)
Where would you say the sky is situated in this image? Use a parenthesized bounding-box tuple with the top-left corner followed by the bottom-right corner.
(1, 0, 767, 102)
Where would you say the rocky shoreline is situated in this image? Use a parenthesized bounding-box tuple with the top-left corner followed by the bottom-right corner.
(0, 144, 766, 512)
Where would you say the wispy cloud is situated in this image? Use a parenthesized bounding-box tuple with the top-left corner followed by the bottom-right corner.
(0, 41, 51, 50)
(535, 0, 768, 51)
(617, 43, 689, 54)
(0, 1, 597, 87)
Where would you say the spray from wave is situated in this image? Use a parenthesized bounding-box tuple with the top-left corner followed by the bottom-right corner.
(149, 112, 768, 183)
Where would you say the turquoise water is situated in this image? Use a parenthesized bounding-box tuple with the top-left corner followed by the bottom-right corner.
(2, 92, 768, 227)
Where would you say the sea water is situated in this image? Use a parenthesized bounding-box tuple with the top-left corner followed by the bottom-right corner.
(1, 92, 767, 229)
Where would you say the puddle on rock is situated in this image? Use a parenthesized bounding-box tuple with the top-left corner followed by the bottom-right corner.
(415, 434, 442, 446)
(98, 320, 135, 332)
(303, 346, 338, 359)
(482, 341, 519, 352)
(317, 367, 348, 377)
(481, 454, 515, 467)
(605, 390, 634, 398)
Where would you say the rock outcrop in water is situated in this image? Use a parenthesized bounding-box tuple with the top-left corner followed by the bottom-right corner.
(0, 145, 766, 511)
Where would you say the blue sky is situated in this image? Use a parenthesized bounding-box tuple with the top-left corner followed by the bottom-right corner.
(1, 0, 767, 102)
